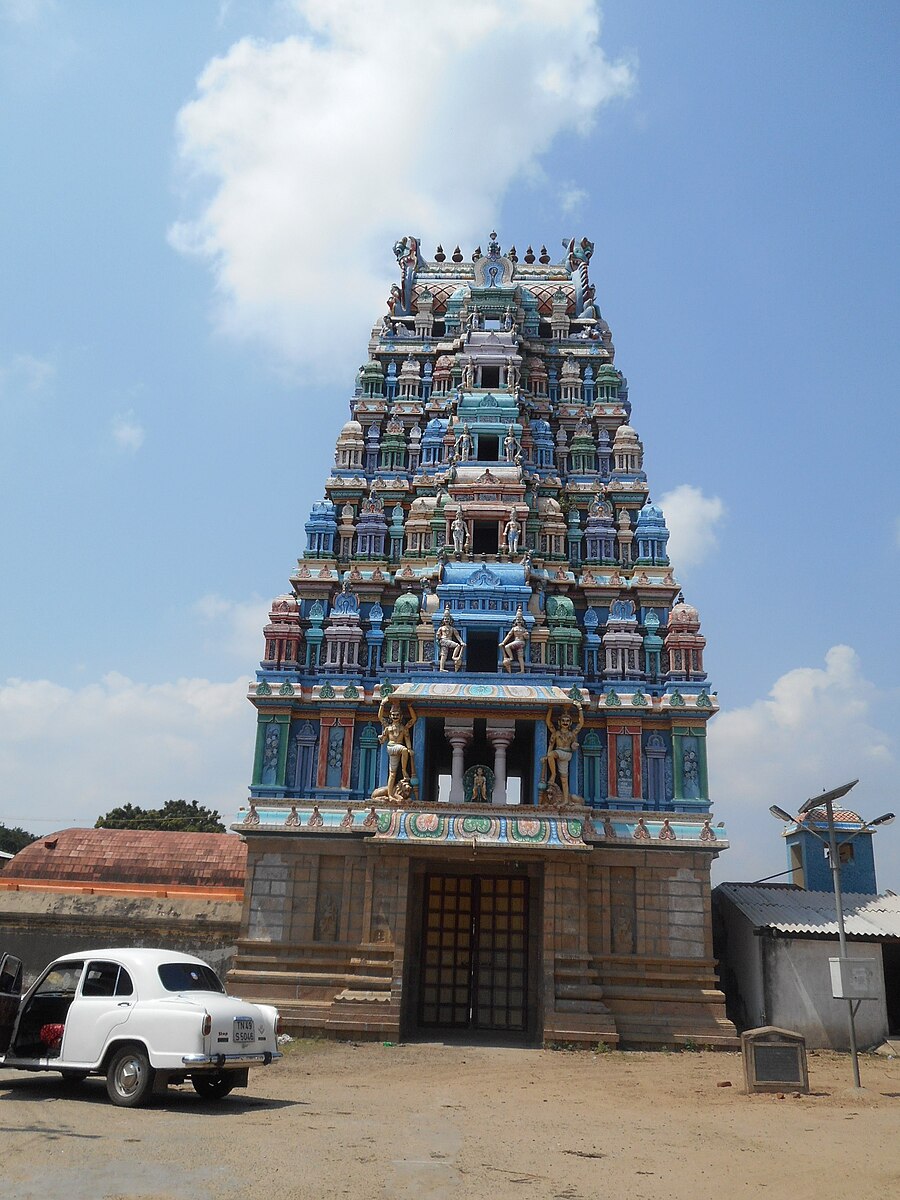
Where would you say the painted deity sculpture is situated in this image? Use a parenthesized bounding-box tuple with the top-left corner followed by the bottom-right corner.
(504, 424, 519, 463)
(451, 512, 468, 555)
(377, 698, 417, 802)
(540, 702, 584, 806)
(455, 422, 473, 462)
(437, 605, 464, 672)
(503, 511, 521, 555)
(500, 604, 529, 673)
(471, 766, 489, 803)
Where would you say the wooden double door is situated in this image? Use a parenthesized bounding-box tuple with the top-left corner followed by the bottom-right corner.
(418, 873, 529, 1033)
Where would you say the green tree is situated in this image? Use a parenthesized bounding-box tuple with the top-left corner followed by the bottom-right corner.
(0, 824, 38, 856)
(94, 799, 225, 833)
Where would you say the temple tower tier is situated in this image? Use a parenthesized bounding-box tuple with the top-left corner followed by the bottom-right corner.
(232, 234, 735, 1048)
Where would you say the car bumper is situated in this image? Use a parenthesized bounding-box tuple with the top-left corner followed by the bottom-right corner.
(181, 1051, 282, 1068)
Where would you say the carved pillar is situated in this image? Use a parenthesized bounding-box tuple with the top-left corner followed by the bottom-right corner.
(487, 720, 516, 806)
(444, 719, 473, 805)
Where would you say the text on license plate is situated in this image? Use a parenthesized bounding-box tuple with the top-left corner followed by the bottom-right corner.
(233, 1017, 255, 1044)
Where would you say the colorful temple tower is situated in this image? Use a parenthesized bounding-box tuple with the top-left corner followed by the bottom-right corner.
(232, 235, 736, 1046)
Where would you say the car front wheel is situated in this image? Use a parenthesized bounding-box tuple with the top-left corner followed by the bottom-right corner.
(191, 1072, 236, 1100)
(106, 1045, 155, 1107)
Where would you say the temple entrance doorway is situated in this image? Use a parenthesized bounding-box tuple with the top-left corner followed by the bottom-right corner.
(417, 872, 530, 1035)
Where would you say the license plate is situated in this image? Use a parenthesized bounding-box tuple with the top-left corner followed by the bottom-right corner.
(233, 1017, 254, 1044)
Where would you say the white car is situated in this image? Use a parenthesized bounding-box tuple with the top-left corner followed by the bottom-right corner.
(0, 948, 281, 1107)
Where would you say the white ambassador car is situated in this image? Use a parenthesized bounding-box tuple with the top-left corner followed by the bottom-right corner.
(0, 948, 281, 1106)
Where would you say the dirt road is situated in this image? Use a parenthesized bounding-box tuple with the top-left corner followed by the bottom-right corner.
(2, 1041, 898, 1200)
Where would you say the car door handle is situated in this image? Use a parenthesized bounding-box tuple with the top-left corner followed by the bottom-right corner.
(117, 1002, 132, 1008)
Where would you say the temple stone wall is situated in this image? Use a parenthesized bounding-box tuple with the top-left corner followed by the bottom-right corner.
(232, 835, 734, 1046)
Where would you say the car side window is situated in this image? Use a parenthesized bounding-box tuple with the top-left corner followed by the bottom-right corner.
(34, 963, 84, 997)
(114, 967, 134, 996)
(82, 961, 134, 998)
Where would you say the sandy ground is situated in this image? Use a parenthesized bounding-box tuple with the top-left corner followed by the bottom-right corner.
(2, 1041, 899, 1200)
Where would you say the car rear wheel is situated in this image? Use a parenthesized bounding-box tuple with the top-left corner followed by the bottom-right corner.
(191, 1072, 236, 1100)
(106, 1045, 155, 1107)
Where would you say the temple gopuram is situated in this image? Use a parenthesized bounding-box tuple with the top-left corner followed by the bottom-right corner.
(231, 234, 736, 1047)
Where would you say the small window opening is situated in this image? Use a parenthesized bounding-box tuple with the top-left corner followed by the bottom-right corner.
(472, 520, 499, 554)
(477, 435, 499, 461)
(467, 630, 500, 673)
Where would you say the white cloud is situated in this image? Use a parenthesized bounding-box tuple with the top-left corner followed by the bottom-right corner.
(170, 0, 635, 373)
(0, 672, 253, 832)
(0, 352, 55, 398)
(193, 593, 270, 661)
(0, 0, 56, 25)
(559, 183, 588, 216)
(657, 484, 725, 572)
(709, 646, 900, 888)
(111, 411, 145, 452)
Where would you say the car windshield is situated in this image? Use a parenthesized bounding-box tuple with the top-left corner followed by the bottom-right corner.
(157, 963, 225, 993)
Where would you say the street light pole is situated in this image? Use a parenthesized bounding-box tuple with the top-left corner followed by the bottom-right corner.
(820, 790, 861, 1089)
(771, 782, 895, 1091)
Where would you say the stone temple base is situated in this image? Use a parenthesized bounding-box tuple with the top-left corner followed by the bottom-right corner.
(229, 804, 737, 1048)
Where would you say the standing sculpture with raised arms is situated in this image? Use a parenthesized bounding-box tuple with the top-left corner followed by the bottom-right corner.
(377, 698, 417, 802)
(540, 702, 584, 806)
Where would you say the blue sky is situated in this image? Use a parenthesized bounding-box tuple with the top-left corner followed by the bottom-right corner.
(1, 1, 898, 886)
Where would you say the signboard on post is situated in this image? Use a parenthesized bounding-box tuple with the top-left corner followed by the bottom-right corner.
(829, 957, 879, 1001)
(741, 1026, 809, 1094)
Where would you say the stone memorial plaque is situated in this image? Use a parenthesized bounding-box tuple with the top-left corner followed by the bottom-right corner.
(741, 1026, 809, 1094)
(753, 1042, 803, 1084)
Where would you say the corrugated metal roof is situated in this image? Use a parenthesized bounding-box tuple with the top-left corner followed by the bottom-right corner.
(715, 883, 900, 939)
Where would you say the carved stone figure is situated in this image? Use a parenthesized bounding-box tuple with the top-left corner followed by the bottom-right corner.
(506, 356, 520, 391)
(437, 605, 464, 672)
(471, 766, 489, 803)
(371, 777, 412, 805)
(683, 748, 700, 791)
(500, 604, 529, 673)
(502, 305, 513, 330)
(580, 283, 598, 321)
(461, 361, 474, 390)
(451, 512, 468, 555)
(377, 698, 417, 801)
(540, 702, 584, 805)
(504, 423, 519, 463)
(455, 422, 473, 461)
(503, 511, 521, 556)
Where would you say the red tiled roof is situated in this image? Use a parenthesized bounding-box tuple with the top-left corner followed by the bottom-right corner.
(2, 828, 247, 889)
